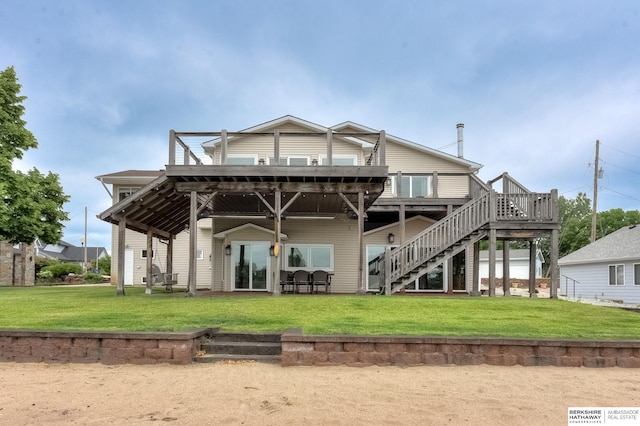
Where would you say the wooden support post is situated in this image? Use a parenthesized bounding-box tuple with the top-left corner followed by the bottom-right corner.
(145, 229, 154, 295)
(529, 240, 537, 298)
(432, 171, 439, 199)
(488, 228, 497, 297)
(399, 204, 406, 244)
(274, 130, 280, 164)
(326, 129, 333, 166)
(379, 130, 386, 166)
(210, 219, 216, 291)
(550, 229, 559, 299)
(117, 219, 126, 296)
(167, 236, 174, 276)
(272, 190, 282, 296)
(471, 241, 481, 296)
(503, 241, 511, 296)
(221, 129, 228, 165)
(357, 191, 365, 295)
(187, 191, 198, 297)
(168, 129, 176, 165)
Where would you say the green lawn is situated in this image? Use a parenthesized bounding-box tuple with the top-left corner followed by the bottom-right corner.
(0, 286, 638, 339)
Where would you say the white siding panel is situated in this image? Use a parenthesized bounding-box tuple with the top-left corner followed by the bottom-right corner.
(560, 262, 640, 303)
(385, 143, 471, 174)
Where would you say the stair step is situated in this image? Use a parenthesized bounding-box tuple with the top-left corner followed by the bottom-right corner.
(195, 353, 282, 364)
(211, 332, 282, 343)
(202, 341, 282, 356)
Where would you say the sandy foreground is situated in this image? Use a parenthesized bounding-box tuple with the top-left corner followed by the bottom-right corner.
(0, 362, 639, 426)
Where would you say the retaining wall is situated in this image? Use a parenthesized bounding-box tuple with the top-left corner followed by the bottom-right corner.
(281, 329, 640, 368)
(0, 329, 211, 365)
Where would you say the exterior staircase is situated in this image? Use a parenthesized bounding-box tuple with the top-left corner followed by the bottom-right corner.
(376, 181, 557, 294)
(195, 331, 282, 363)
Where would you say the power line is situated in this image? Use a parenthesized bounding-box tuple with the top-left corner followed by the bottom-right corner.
(600, 185, 640, 203)
(600, 142, 640, 160)
(600, 158, 640, 176)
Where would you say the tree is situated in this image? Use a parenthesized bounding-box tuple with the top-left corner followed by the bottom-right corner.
(0, 66, 69, 244)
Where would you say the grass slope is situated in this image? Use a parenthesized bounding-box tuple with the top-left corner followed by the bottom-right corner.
(0, 286, 638, 339)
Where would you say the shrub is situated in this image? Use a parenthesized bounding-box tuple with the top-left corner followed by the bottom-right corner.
(83, 272, 105, 283)
(40, 262, 83, 280)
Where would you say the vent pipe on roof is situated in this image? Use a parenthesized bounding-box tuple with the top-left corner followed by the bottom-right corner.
(456, 123, 464, 158)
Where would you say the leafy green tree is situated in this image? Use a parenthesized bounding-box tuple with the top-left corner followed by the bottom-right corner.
(0, 66, 69, 244)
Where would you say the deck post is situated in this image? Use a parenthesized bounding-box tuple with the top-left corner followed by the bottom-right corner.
(550, 228, 559, 299)
(502, 241, 511, 296)
(145, 229, 154, 295)
(326, 129, 333, 166)
(471, 241, 481, 296)
(379, 130, 386, 166)
(274, 130, 280, 164)
(357, 191, 366, 295)
(187, 191, 198, 297)
(221, 129, 228, 165)
(167, 235, 174, 276)
(529, 240, 537, 298)
(117, 219, 126, 296)
(488, 228, 497, 297)
(272, 190, 282, 296)
(168, 130, 176, 165)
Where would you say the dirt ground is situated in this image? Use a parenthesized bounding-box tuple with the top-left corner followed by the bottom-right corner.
(1, 362, 638, 425)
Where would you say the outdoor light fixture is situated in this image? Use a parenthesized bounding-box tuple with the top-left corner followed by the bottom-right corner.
(224, 245, 232, 256)
(258, 158, 265, 165)
(311, 159, 318, 166)
(269, 244, 280, 257)
(388, 233, 395, 244)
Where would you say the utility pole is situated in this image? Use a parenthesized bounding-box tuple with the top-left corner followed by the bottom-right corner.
(590, 140, 600, 243)
(84, 206, 88, 271)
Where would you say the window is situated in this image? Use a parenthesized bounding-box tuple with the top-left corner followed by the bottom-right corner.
(319, 155, 357, 166)
(635, 264, 640, 286)
(390, 175, 431, 198)
(406, 264, 444, 291)
(141, 249, 155, 259)
(268, 156, 309, 166)
(285, 244, 333, 271)
(196, 249, 204, 261)
(118, 187, 140, 202)
(609, 264, 624, 286)
(226, 155, 257, 165)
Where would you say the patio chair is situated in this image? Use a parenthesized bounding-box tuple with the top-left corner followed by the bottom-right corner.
(311, 270, 331, 294)
(151, 264, 178, 292)
(280, 270, 294, 293)
(292, 270, 311, 294)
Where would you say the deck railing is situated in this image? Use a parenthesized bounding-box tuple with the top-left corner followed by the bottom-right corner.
(168, 130, 387, 167)
(376, 190, 557, 291)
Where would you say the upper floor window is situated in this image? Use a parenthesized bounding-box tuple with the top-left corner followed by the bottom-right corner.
(118, 187, 140, 202)
(268, 156, 309, 166)
(226, 155, 257, 165)
(390, 175, 431, 198)
(319, 155, 358, 166)
(634, 264, 640, 285)
(609, 264, 624, 286)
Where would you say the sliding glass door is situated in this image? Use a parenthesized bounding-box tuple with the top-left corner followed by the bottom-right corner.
(232, 242, 269, 291)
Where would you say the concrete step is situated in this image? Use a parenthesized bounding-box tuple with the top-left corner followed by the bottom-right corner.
(201, 340, 282, 356)
(211, 332, 282, 343)
(194, 353, 282, 364)
(197, 331, 283, 363)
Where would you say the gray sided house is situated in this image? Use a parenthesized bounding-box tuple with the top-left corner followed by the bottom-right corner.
(559, 225, 640, 304)
(97, 115, 560, 297)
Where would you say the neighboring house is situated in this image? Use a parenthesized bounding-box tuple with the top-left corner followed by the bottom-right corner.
(97, 115, 560, 296)
(559, 225, 640, 304)
(479, 249, 544, 281)
(36, 239, 108, 267)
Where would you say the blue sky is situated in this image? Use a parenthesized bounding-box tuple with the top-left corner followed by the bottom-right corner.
(2, 1, 639, 253)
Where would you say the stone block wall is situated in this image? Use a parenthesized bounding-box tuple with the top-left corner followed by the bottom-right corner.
(281, 329, 640, 368)
(0, 329, 211, 365)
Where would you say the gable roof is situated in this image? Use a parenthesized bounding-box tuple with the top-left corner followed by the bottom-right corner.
(559, 225, 640, 266)
(331, 120, 482, 171)
(201, 115, 483, 172)
(213, 223, 288, 240)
